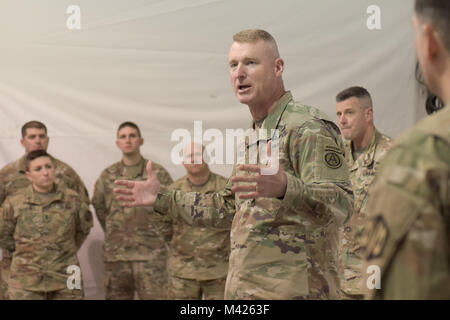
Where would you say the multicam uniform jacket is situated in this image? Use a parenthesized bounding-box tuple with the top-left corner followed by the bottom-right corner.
(92, 157, 173, 262)
(339, 129, 392, 295)
(169, 173, 229, 281)
(154, 91, 354, 299)
(0, 155, 90, 268)
(0, 184, 92, 292)
(362, 106, 450, 299)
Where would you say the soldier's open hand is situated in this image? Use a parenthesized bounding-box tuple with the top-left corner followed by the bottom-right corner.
(231, 140, 287, 199)
(114, 161, 160, 207)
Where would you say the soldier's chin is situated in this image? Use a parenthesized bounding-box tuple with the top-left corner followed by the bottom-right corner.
(342, 132, 352, 141)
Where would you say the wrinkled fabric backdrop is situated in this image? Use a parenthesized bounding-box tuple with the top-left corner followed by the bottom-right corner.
(0, 0, 422, 299)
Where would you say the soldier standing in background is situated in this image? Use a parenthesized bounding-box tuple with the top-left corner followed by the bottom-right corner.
(335, 87, 392, 299)
(0, 150, 92, 300)
(362, 0, 450, 299)
(92, 122, 173, 299)
(0, 121, 89, 299)
(168, 143, 228, 299)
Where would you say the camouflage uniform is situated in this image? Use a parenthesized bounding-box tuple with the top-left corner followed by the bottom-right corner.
(362, 106, 450, 299)
(0, 155, 89, 299)
(92, 157, 173, 300)
(339, 129, 392, 298)
(0, 216, 2, 300)
(169, 172, 229, 300)
(154, 91, 354, 299)
(0, 184, 93, 300)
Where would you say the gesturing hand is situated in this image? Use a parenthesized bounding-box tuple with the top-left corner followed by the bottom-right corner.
(114, 161, 161, 207)
(231, 140, 287, 200)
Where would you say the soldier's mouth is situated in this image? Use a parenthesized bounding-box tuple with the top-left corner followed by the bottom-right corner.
(238, 85, 251, 93)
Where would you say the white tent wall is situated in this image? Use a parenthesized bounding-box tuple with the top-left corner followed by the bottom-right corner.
(0, 0, 421, 299)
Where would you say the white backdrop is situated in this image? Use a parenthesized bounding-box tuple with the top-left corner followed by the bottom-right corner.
(0, 0, 421, 299)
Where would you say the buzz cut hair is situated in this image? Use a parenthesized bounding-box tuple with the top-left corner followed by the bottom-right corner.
(336, 86, 373, 108)
(233, 29, 276, 43)
(25, 149, 52, 171)
(232, 29, 280, 57)
(21, 121, 47, 138)
(117, 121, 142, 137)
(415, 0, 450, 52)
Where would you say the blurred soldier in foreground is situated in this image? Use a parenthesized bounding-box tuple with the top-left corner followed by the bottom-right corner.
(168, 143, 228, 299)
(335, 87, 392, 299)
(362, 0, 450, 299)
(115, 29, 353, 299)
(0, 121, 89, 299)
(92, 122, 173, 299)
(0, 150, 92, 300)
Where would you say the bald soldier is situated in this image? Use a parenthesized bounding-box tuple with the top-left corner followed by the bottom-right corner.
(335, 87, 392, 299)
(92, 122, 173, 299)
(115, 29, 353, 299)
(0, 150, 92, 300)
(362, 0, 450, 299)
(168, 143, 228, 300)
(0, 121, 89, 299)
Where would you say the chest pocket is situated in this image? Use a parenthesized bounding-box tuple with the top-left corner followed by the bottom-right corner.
(15, 203, 75, 240)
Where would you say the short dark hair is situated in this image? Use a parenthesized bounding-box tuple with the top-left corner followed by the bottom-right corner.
(21, 121, 47, 138)
(336, 86, 373, 107)
(117, 121, 141, 137)
(25, 149, 52, 171)
(415, 0, 450, 52)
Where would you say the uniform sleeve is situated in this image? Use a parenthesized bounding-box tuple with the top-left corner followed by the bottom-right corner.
(154, 175, 235, 230)
(0, 182, 5, 206)
(362, 138, 450, 300)
(59, 163, 91, 208)
(281, 120, 354, 226)
(70, 171, 90, 208)
(157, 167, 174, 187)
(91, 175, 108, 231)
(0, 201, 16, 252)
(75, 199, 93, 249)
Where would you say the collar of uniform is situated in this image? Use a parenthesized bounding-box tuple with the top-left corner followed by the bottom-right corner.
(24, 183, 63, 206)
(361, 128, 382, 167)
(185, 172, 212, 188)
(344, 140, 356, 171)
(119, 156, 146, 179)
(346, 128, 380, 170)
(17, 155, 27, 174)
(261, 91, 293, 133)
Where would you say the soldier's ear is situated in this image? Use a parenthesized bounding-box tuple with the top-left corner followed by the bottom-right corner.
(139, 137, 144, 146)
(365, 107, 373, 122)
(25, 171, 32, 182)
(274, 58, 284, 76)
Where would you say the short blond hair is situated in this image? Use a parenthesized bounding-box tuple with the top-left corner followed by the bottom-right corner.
(233, 29, 276, 43)
(232, 29, 280, 58)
